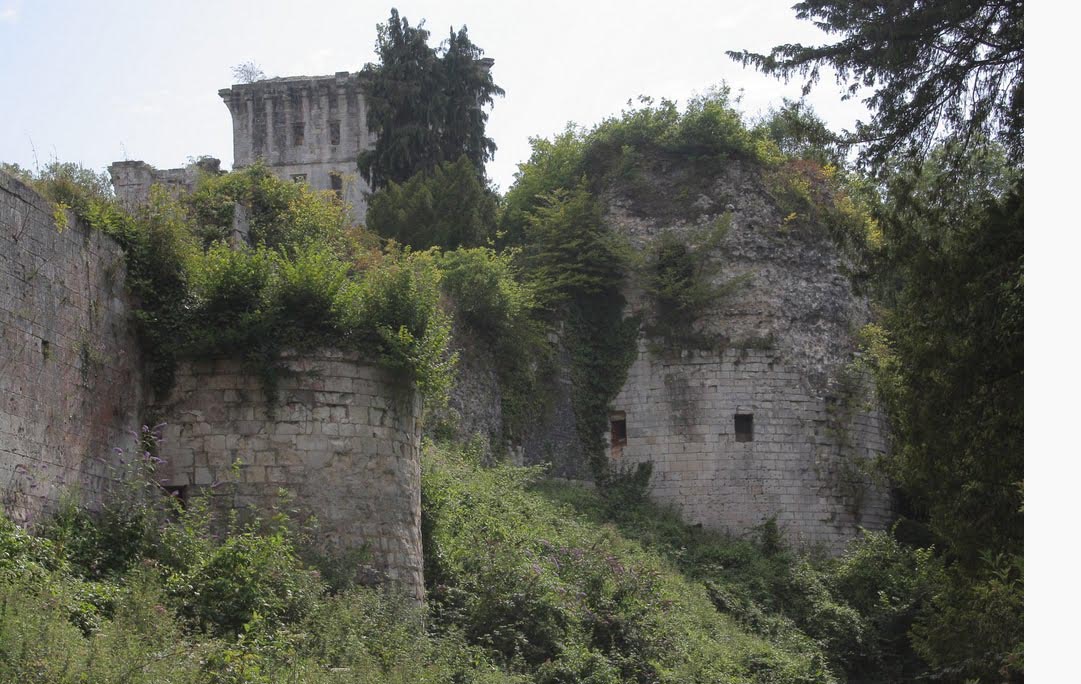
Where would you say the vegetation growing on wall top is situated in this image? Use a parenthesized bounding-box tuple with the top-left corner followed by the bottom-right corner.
(10, 163, 455, 404)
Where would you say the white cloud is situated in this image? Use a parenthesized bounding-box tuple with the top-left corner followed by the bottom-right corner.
(0, 0, 20, 23)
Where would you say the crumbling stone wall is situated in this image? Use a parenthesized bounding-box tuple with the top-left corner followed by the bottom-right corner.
(602, 158, 893, 552)
(0, 171, 143, 522)
(108, 158, 221, 209)
(155, 351, 424, 598)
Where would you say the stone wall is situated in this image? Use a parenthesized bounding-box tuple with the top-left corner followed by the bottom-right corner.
(154, 351, 424, 598)
(0, 171, 143, 522)
(600, 158, 894, 551)
(108, 158, 221, 209)
(432, 318, 505, 458)
(609, 345, 891, 552)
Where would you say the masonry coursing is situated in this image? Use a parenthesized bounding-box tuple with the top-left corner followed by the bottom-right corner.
(156, 352, 424, 599)
(2, 71, 894, 581)
(0, 170, 424, 596)
(0, 170, 143, 521)
(600, 158, 893, 550)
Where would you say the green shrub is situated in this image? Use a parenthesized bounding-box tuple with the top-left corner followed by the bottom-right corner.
(422, 443, 834, 683)
(640, 218, 745, 346)
(169, 527, 323, 637)
(909, 552, 1023, 682)
(436, 247, 533, 338)
(268, 243, 350, 339)
(336, 247, 455, 402)
(183, 243, 276, 362)
(188, 162, 351, 251)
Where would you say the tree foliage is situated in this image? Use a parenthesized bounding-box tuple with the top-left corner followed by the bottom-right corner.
(752, 99, 846, 167)
(728, 0, 1024, 168)
(365, 155, 498, 250)
(359, 9, 504, 189)
(867, 144, 1023, 567)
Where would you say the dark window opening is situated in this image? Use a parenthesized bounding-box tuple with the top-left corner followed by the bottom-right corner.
(329, 120, 341, 146)
(328, 95, 338, 111)
(291, 173, 307, 183)
(329, 172, 343, 198)
(164, 485, 189, 507)
(610, 411, 627, 458)
(735, 414, 753, 442)
(292, 122, 305, 146)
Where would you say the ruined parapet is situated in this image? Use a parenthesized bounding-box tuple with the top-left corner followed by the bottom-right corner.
(108, 157, 221, 209)
(0, 170, 143, 522)
(219, 73, 374, 224)
(155, 350, 424, 598)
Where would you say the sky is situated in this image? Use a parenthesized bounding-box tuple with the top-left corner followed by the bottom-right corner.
(0, 0, 872, 192)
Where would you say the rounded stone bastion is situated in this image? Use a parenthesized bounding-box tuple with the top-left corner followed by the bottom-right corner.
(153, 350, 423, 599)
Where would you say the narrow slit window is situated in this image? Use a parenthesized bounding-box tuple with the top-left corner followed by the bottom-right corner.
(329, 120, 341, 146)
(292, 122, 305, 146)
(735, 414, 753, 442)
(610, 411, 627, 447)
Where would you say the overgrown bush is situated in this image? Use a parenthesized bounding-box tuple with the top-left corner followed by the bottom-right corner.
(11, 162, 456, 404)
(187, 161, 353, 252)
(422, 442, 834, 683)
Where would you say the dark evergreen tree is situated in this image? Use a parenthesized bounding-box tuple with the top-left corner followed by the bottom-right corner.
(732, 4, 1024, 679)
(359, 9, 503, 190)
(871, 144, 1023, 568)
(728, 0, 1024, 169)
(365, 155, 498, 250)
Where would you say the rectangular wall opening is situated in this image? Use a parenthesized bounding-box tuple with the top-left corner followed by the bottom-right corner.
(164, 485, 189, 507)
(610, 411, 627, 459)
(292, 122, 305, 146)
(329, 120, 341, 146)
(290, 173, 307, 183)
(735, 413, 753, 442)
(329, 172, 343, 199)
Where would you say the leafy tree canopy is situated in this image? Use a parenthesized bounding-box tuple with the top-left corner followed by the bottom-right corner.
(359, 9, 504, 189)
(728, 0, 1024, 169)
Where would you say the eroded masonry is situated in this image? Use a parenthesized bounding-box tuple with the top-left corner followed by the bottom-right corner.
(0, 169, 424, 598)
(2, 69, 893, 589)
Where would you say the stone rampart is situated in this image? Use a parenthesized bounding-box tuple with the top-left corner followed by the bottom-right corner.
(155, 351, 424, 598)
(610, 344, 891, 552)
(601, 158, 894, 551)
(0, 171, 143, 521)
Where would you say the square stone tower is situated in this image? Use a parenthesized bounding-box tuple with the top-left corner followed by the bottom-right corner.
(219, 72, 374, 224)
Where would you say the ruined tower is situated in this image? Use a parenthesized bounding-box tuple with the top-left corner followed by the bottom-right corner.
(219, 72, 374, 224)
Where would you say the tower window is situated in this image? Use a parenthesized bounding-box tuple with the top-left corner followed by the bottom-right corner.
(292, 122, 305, 146)
(329, 120, 341, 146)
(329, 172, 343, 199)
(735, 414, 753, 442)
(291, 173, 307, 183)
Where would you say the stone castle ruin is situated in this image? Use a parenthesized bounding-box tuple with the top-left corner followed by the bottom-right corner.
(1, 70, 892, 598)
